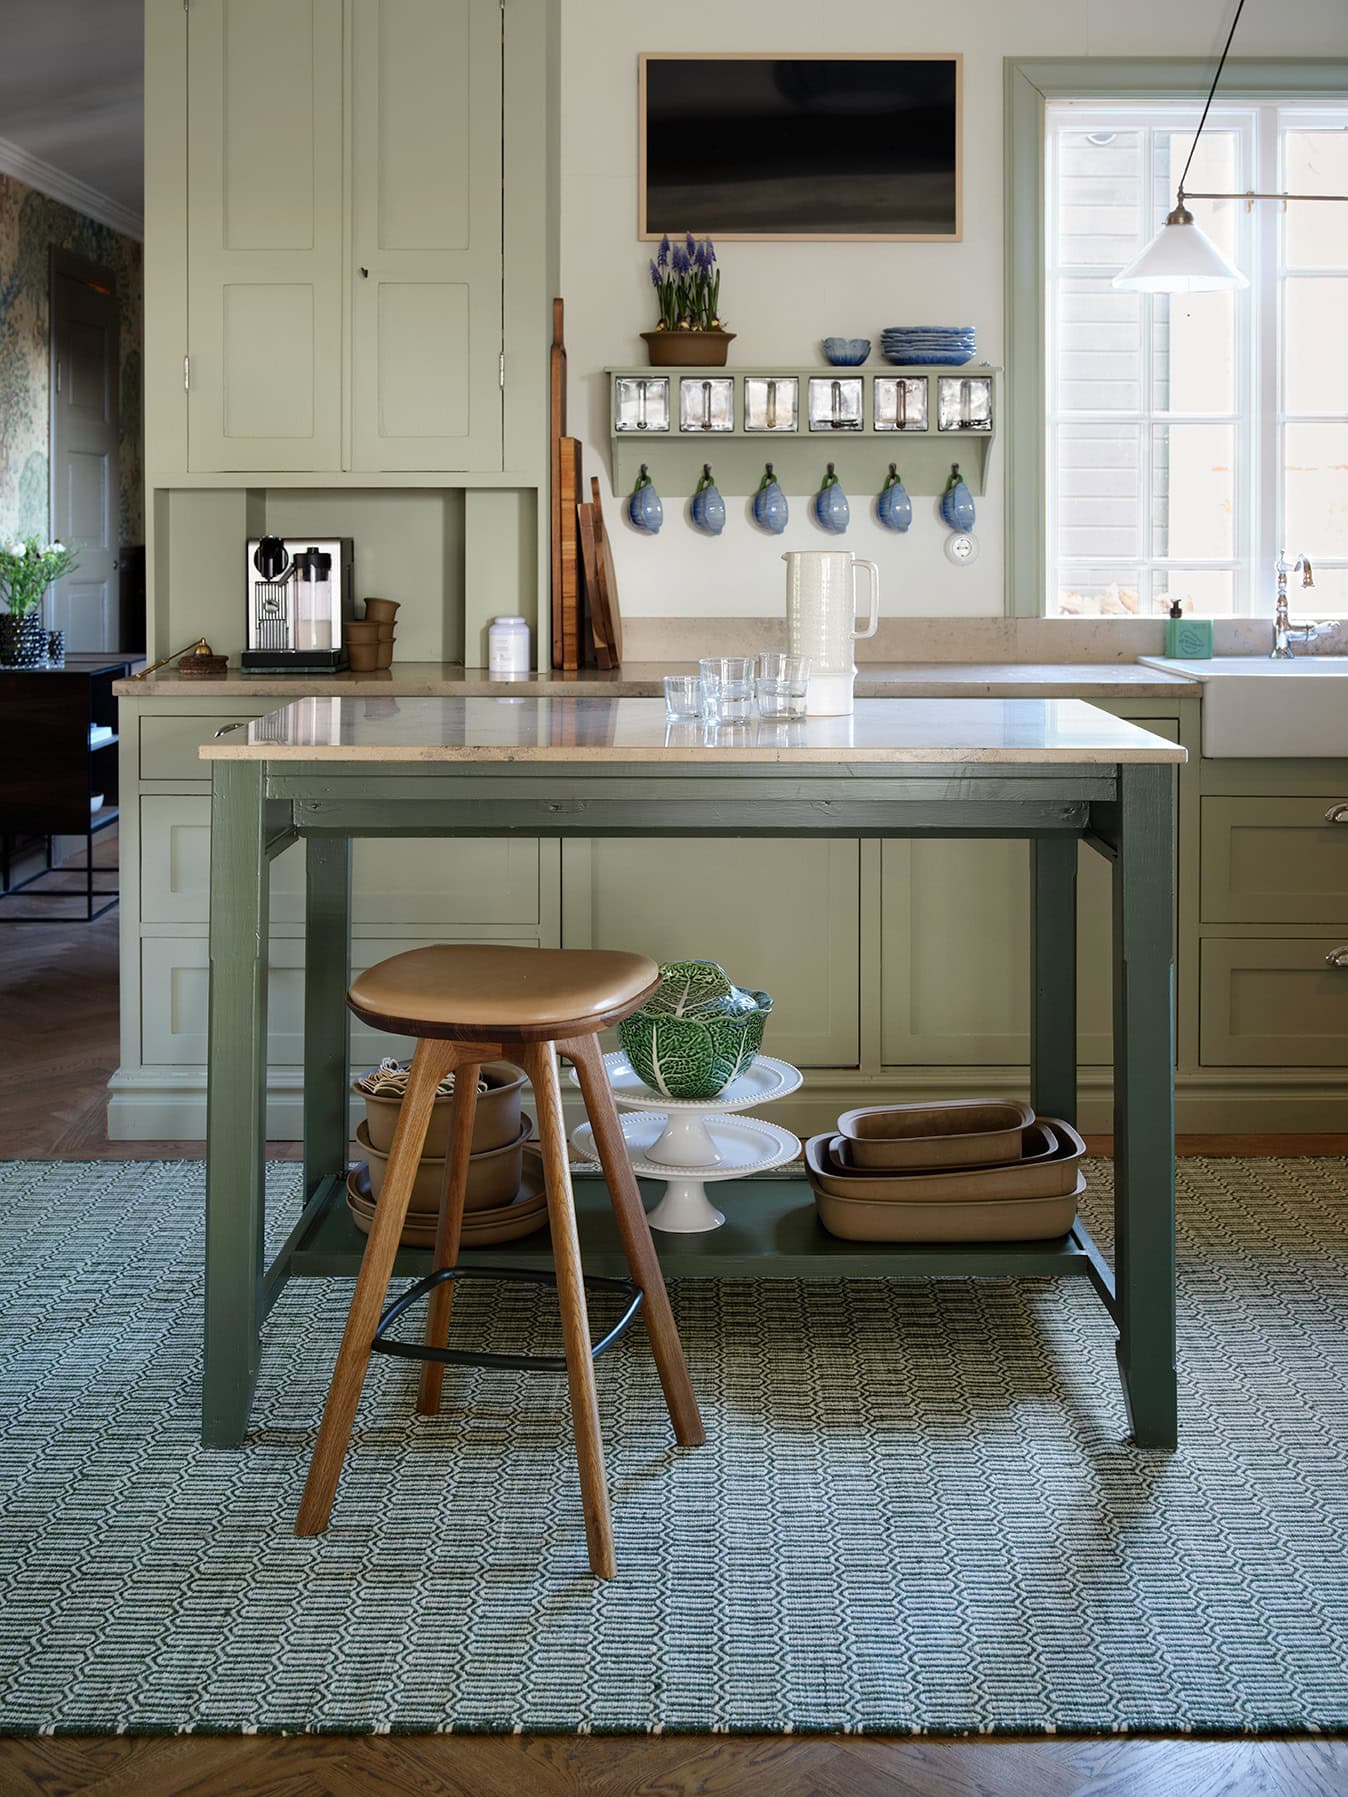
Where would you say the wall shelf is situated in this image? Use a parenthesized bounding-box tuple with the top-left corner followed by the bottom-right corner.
(607, 365, 999, 498)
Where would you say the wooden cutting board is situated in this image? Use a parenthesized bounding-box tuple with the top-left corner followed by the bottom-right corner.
(549, 300, 567, 668)
(576, 501, 612, 670)
(589, 477, 623, 667)
(558, 436, 582, 671)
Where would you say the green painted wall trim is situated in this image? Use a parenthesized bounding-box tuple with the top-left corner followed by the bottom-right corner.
(1003, 56, 1348, 621)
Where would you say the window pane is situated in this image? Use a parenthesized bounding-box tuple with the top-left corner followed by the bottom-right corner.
(1152, 569, 1236, 617)
(1152, 424, 1235, 559)
(1290, 564, 1348, 617)
(1284, 132, 1348, 270)
(1163, 129, 1240, 262)
(1153, 290, 1235, 414)
(1284, 278, 1348, 414)
(1285, 423, 1348, 558)
(1056, 278, 1142, 412)
(1054, 566, 1145, 617)
(1054, 129, 1144, 268)
(1055, 423, 1142, 558)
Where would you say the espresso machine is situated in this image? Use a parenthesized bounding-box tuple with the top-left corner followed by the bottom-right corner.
(242, 536, 355, 672)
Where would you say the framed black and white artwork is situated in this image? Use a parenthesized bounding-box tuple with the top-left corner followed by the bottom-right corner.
(639, 53, 962, 242)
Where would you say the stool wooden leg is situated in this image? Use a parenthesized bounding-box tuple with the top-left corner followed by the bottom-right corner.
(296, 1036, 457, 1536)
(416, 1052, 483, 1416)
(522, 1040, 616, 1581)
(565, 1033, 706, 1449)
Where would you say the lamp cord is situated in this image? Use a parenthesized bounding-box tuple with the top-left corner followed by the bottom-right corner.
(1178, 0, 1248, 200)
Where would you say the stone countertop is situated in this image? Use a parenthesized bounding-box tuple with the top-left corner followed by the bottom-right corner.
(200, 695, 1188, 766)
(118, 659, 1201, 700)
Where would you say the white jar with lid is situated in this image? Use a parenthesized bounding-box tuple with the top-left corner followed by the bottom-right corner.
(488, 615, 531, 676)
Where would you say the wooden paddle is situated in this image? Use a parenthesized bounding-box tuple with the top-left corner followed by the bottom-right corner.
(558, 436, 582, 670)
(589, 477, 623, 668)
(549, 299, 567, 668)
(577, 501, 612, 670)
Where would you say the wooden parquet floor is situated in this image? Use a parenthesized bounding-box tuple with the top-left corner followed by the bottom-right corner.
(2, 833, 1346, 1792)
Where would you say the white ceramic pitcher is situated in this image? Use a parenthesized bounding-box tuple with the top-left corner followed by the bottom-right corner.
(781, 550, 879, 715)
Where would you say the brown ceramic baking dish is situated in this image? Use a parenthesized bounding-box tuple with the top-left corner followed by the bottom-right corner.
(355, 1059, 527, 1156)
(808, 1165, 1084, 1243)
(835, 1098, 1035, 1170)
(346, 1155, 548, 1248)
(357, 1116, 531, 1213)
(818, 1120, 1086, 1200)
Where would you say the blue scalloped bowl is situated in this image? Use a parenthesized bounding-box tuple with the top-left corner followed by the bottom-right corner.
(823, 337, 871, 366)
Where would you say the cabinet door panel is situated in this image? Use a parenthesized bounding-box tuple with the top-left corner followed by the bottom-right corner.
(187, 0, 343, 470)
(350, 0, 503, 471)
(564, 840, 860, 1068)
(1201, 938, 1348, 1067)
(1201, 796, 1348, 923)
(139, 714, 268, 782)
(140, 795, 305, 924)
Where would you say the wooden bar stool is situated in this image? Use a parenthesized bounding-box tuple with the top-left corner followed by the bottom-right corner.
(296, 943, 705, 1578)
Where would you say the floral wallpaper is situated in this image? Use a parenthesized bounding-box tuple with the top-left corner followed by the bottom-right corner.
(0, 170, 143, 547)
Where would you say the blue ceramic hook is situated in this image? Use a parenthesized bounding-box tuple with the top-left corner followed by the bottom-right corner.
(940, 463, 976, 533)
(813, 463, 850, 534)
(752, 463, 789, 535)
(628, 464, 663, 534)
(691, 464, 726, 535)
(877, 464, 913, 533)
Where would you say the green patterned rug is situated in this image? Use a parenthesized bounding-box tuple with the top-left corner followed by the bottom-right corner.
(1, 1156, 1346, 1737)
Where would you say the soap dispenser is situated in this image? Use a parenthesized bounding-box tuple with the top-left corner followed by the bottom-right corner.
(1164, 596, 1214, 660)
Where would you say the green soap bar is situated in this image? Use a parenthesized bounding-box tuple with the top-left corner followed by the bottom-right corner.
(1165, 617, 1213, 659)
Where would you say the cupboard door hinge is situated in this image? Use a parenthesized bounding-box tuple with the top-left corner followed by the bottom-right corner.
(499, 350, 505, 389)
(183, 355, 190, 391)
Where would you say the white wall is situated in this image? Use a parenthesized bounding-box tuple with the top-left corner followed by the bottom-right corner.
(560, 0, 1348, 621)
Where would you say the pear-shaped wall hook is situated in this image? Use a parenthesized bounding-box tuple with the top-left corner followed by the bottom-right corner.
(752, 463, 789, 535)
(813, 462, 850, 534)
(877, 464, 913, 534)
(690, 464, 726, 535)
(940, 463, 976, 533)
(627, 464, 663, 534)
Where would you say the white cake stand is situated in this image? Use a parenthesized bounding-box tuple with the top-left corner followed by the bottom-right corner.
(568, 1052, 802, 1233)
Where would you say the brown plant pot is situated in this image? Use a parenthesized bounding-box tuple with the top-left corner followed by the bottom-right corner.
(362, 597, 401, 623)
(641, 328, 736, 368)
(374, 621, 395, 669)
(357, 1115, 532, 1213)
(345, 619, 381, 642)
(355, 1058, 527, 1156)
(346, 643, 382, 670)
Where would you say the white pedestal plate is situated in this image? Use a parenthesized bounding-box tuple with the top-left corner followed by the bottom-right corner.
(569, 1052, 802, 1233)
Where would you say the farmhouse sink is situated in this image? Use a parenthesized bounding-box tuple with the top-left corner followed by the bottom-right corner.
(1138, 656, 1348, 757)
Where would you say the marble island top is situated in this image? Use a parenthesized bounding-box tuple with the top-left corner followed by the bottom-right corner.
(200, 695, 1188, 765)
(121, 659, 1200, 700)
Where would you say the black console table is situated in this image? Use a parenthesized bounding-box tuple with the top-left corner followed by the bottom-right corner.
(0, 657, 133, 921)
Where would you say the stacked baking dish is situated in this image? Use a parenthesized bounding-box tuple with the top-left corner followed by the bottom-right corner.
(805, 1099, 1086, 1242)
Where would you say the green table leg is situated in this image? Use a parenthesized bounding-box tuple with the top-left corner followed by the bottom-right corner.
(203, 761, 271, 1447)
(1112, 762, 1178, 1450)
(303, 835, 352, 1207)
(1030, 835, 1078, 1124)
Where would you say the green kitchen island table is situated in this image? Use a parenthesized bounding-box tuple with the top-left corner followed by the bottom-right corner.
(199, 694, 1185, 1451)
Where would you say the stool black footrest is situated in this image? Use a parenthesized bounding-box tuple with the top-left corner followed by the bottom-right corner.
(370, 1263, 644, 1373)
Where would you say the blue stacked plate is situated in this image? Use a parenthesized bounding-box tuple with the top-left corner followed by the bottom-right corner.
(881, 326, 976, 368)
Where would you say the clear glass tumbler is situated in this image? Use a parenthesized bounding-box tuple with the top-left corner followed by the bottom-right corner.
(663, 674, 704, 720)
(754, 652, 812, 719)
(699, 656, 755, 723)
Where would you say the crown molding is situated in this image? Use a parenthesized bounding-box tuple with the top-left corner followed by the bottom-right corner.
(0, 135, 142, 242)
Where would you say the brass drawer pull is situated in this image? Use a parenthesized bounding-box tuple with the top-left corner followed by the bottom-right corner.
(1325, 803, 1348, 824)
(1326, 947, 1348, 968)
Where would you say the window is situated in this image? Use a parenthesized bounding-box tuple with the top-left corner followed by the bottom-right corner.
(1042, 100, 1348, 618)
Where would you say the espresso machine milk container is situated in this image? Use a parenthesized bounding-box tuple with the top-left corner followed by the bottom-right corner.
(782, 549, 879, 714)
(242, 536, 355, 672)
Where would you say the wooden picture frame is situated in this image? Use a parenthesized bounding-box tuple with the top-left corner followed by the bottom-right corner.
(638, 52, 962, 243)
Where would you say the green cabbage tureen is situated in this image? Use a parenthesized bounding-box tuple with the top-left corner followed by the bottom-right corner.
(618, 960, 773, 1100)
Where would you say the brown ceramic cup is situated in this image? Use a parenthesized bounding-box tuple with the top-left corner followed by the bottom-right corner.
(347, 643, 382, 670)
(363, 597, 401, 623)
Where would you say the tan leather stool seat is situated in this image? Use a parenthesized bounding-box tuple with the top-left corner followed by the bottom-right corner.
(347, 943, 660, 1042)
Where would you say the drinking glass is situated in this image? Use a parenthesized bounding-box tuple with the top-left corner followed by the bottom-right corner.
(699, 656, 754, 723)
(663, 674, 704, 720)
(755, 652, 811, 719)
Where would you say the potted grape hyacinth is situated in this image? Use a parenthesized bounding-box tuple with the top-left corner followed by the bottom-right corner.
(0, 535, 80, 667)
(642, 232, 736, 367)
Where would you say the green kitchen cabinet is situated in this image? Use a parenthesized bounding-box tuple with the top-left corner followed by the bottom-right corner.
(1200, 938, 1348, 1068)
(560, 839, 862, 1069)
(1201, 796, 1348, 924)
(349, 0, 504, 472)
(186, 0, 345, 472)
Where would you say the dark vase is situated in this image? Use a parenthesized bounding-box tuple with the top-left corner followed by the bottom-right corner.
(0, 610, 47, 668)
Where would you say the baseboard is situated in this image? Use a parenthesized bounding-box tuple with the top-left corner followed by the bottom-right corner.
(106, 1064, 1348, 1143)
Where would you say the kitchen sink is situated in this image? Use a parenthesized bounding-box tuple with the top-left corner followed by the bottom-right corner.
(1137, 656, 1348, 757)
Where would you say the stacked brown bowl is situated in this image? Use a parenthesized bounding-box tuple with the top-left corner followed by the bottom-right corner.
(805, 1099, 1086, 1243)
(346, 596, 399, 672)
(348, 1058, 548, 1247)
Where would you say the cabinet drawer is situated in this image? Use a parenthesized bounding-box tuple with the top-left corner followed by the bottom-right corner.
(139, 714, 266, 781)
(1201, 797, 1348, 923)
(139, 794, 540, 926)
(1200, 938, 1348, 1067)
(141, 933, 543, 1067)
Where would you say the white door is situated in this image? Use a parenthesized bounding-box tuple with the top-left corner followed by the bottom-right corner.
(49, 252, 120, 650)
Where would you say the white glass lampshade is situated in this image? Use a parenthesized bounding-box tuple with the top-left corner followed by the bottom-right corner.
(1113, 204, 1249, 294)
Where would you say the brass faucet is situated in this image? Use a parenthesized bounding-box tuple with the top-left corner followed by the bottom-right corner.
(1271, 554, 1331, 659)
